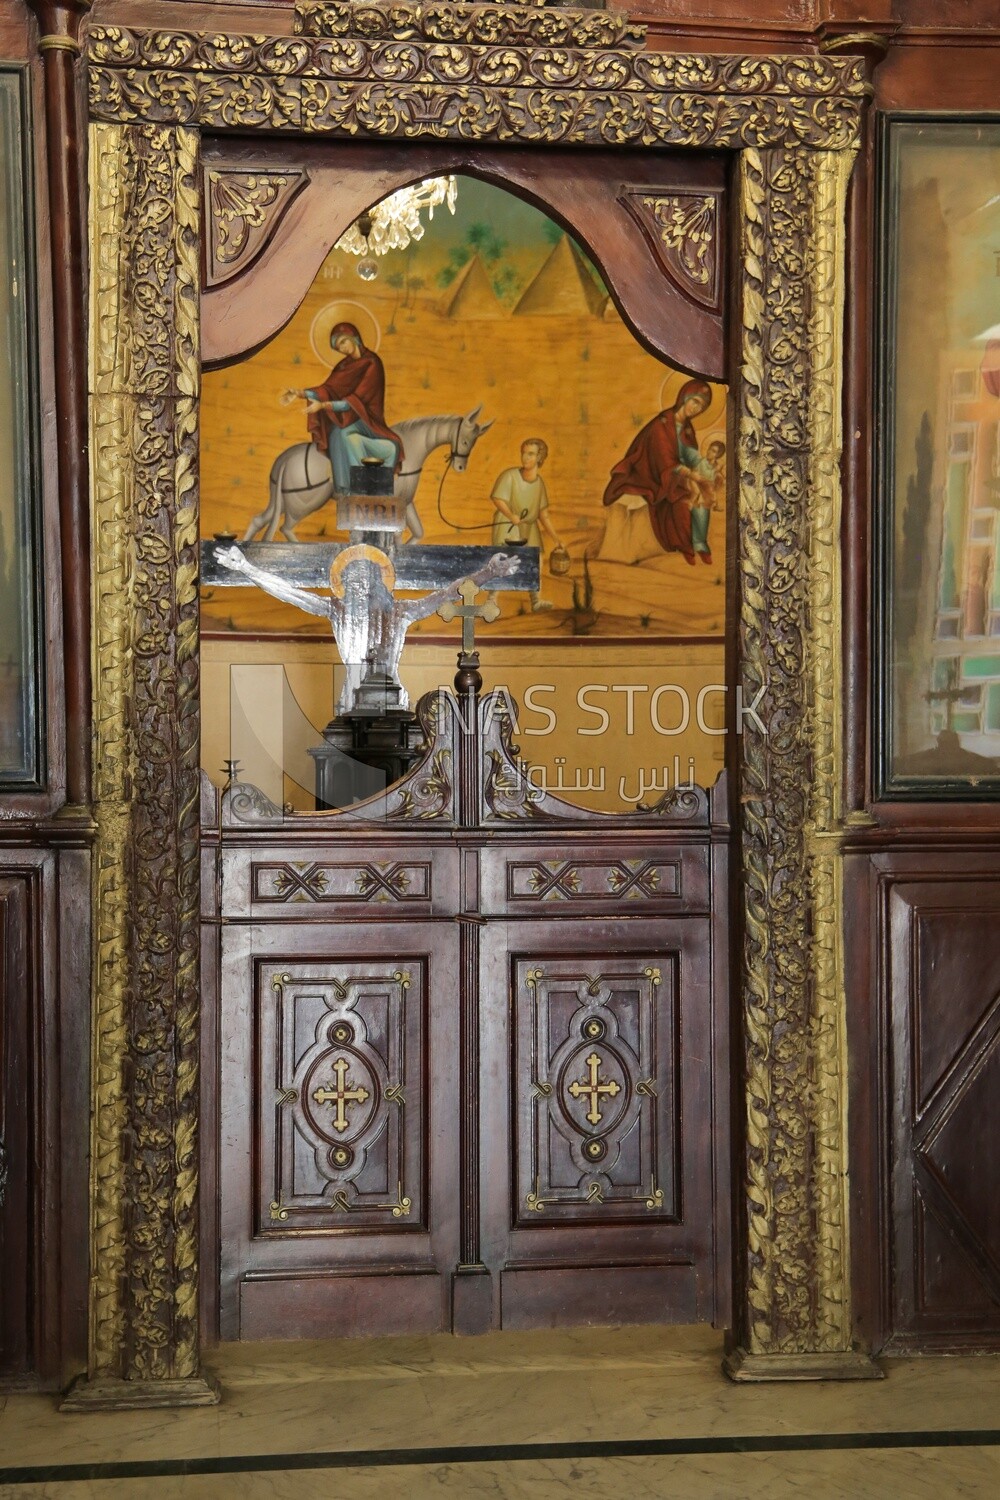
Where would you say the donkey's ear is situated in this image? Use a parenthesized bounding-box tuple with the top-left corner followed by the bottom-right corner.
(467, 403, 483, 421)
(477, 417, 495, 434)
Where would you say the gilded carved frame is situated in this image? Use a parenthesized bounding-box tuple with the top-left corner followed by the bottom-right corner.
(78, 1, 870, 1402)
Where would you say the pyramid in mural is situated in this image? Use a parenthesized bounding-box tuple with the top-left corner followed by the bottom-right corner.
(513, 234, 606, 317)
(439, 253, 504, 318)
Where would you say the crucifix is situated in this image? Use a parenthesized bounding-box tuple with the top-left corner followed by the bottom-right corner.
(203, 461, 539, 807)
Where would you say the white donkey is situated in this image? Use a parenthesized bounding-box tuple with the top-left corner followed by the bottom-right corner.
(242, 406, 494, 543)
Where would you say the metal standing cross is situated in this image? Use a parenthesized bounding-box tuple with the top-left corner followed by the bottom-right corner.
(437, 576, 501, 655)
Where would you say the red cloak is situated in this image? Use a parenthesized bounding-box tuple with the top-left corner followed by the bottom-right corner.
(306, 335, 403, 470)
(602, 378, 711, 556)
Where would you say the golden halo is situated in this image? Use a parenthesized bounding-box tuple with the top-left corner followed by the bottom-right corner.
(658, 371, 726, 429)
(309, 300, 382, 367)
(328, 544, 396, 599)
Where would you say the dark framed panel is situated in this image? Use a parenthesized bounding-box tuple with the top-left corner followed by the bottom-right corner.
(0, 67, 44, 789)
(876, 114, 1000, 799)
(879, 861, 1000, 1349)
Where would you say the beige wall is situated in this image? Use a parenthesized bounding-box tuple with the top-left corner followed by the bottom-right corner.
(202, 636, 727, 813)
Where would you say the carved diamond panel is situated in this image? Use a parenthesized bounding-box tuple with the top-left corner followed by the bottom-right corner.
(507, 858, 679, 903)
(514, 959, 678, 1224)
(257, 962, 424, 1230)
(253, 860, 431, 904)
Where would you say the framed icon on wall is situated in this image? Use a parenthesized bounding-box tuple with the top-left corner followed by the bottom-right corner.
(878, 117, 1000, 797)
(0, 68, 44, 788)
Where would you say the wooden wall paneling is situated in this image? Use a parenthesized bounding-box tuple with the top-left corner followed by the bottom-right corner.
(54, 843, 90, 1381)
(0, 0, 93, 1393)
(709, 811, 732, 1331)
(881, 858, 1000, 1348)
(0, 874, 33, 1378)
(844, 849, 888, 1353)
(199, 826, 222, 1345)
(876, 39, 1000, 114)
(0, 852, 65, 1388)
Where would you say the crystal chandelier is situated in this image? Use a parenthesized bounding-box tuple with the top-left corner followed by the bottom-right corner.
(336, 176, 458, 280)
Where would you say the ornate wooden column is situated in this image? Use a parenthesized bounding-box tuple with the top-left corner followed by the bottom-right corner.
(62, 119, 215, 1408)
(76, 0, 876, 1400)
(724, 142, 879, 1378)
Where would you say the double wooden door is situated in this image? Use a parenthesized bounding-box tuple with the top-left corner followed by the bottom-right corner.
(204, 734, 730, 1341)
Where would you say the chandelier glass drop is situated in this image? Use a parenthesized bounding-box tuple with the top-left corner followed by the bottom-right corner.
(337, 176, 458, 280)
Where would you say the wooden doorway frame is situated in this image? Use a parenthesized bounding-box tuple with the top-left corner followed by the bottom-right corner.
(72, 0, 876, 1406)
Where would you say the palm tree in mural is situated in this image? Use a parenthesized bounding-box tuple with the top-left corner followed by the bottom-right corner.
(437, 221, 508, 289)
(406, 275, 426, 320)
(492, 265, 520, 303)
(385, 269, 405, 333)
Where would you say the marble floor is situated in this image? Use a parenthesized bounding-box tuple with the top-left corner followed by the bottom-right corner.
(1, 1326, 998, 1498)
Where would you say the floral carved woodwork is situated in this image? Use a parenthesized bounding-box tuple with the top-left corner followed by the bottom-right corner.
(83, 121, 204, 1401)
(86, 12, 865, 152)
(204, 168, 309, 287)
(84, 0, 866, 1395)
(293, 2, 648, 51)
(619, 189, 723, 312)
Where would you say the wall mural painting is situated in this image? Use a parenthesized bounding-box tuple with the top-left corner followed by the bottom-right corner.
(201, 176, 728, 642)
(886, 122, 1000, 791)
(0, 70, 42, 786)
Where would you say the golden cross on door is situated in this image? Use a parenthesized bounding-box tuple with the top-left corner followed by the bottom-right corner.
(312, 1057, 370, 1133)
(437, 576, 501, 656)
(567, 1052, 620, 1126)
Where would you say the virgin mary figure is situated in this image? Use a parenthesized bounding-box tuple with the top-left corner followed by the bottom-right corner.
(598, 378, 715, 566)
(291, 321, 404, 494)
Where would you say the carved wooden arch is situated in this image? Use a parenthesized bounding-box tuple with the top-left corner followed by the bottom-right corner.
(198, 141, 728, 374)
(75, 0, 873, 1406)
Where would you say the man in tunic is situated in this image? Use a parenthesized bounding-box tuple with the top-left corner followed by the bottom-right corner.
(601, 379, 714, 565)
(287, 322, 402, 494)
(489, 438, 565, 611)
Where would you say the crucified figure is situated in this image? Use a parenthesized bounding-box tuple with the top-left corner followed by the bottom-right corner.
(215, 542, 518, 713)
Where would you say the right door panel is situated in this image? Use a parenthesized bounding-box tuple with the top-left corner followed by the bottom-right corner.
(480, 914, 719, 1330)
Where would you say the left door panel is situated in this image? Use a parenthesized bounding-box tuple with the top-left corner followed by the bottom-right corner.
(219, 920, 460, 1339)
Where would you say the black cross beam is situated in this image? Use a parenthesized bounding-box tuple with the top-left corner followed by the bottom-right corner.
(200, 541, 539, 594)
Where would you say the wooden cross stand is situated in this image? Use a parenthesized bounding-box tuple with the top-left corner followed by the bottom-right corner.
(437, 577, 501, 696)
